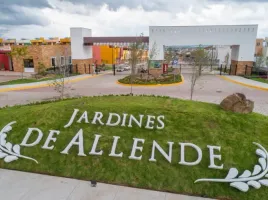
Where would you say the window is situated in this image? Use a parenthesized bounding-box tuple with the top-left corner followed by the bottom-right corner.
(61, 56, 65, 66)
(51, 57, 56, 67)
(23, 59, 34, 68)
(256, 42, 260, 46)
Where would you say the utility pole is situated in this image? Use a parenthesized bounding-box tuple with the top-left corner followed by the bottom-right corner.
(211, 45, 214, 71)
(110, 45, 116, 76)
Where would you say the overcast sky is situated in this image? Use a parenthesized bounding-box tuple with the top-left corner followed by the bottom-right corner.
(0, 0, 267, 39)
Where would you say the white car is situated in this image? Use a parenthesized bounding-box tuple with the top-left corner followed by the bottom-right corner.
(116, 66, 124, 72)
(123, 65, 131, 71)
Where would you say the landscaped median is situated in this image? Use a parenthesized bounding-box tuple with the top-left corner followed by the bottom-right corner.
(117, 74, 184, 86)
(0, 95, 268, 200)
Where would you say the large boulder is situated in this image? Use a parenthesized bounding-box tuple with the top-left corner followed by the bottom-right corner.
(220, 93, 254, 114)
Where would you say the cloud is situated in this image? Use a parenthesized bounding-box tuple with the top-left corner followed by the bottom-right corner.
(0, 0, 52, 8)
(209, 0, 268, 2)
(0, 5, 50, 26)
(60, 0, 205, 12)
(1, 0, 268, 40)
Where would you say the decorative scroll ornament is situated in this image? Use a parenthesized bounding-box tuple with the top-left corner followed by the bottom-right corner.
(195, 143, 268, 192)
(0, 121, 38, 164)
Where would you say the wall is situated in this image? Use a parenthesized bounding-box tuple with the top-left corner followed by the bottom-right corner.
(12, 45, 71, 72)
(231, 60, 253, 75)
(72, 59, 93, 74)
(149, 25, 258, 62)
(231, 45, 239, 61)
(93, 46, 101, 65)
(217, 46, 231, 65)
(99, 46, 120, 64)
(70, 28, 92, 60)
(255, 38, 264, 56)
(0, 54, 10, 70)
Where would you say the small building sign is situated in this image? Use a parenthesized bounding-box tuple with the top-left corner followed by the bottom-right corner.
(163, 63, 168, 73)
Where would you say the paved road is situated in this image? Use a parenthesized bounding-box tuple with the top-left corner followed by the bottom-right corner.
(0, 169, 213, 200)
(0, 71, 267, 115)
(0, 75, 21, 83)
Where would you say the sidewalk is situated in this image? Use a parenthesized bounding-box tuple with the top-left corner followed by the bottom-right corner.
(0, 169, 214, 200)
(0, 73, 105, 92)
(220, 75, 268, 91)
(0, 71, 34, 77)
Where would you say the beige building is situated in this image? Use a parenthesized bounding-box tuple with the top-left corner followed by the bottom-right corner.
(12, 45, 71, 73)
(255, 38, 264, 56)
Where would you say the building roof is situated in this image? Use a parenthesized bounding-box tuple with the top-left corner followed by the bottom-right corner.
(84, 37, 149, 45)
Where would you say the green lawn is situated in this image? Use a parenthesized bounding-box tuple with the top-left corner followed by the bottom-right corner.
(0, 96, 267, 200)
(0, 77, 56, 86)
(0, 74, 80, 86)
(249, 77, 268, 84)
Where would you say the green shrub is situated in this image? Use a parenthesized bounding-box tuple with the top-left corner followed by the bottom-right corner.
(118, 74, 182, 85)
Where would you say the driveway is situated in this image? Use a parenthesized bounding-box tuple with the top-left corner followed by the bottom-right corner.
(0, 71, 267, 115)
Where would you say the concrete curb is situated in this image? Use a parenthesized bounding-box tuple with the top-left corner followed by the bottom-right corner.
(0, 74, 104, 92)
(219, 76, 268, 91)
(116, 74, 185, 87)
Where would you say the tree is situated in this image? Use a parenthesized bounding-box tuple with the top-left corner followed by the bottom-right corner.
(225, 52, 230, 66)
(165, 47, 174, 66)
(255, 56, 265, 76)
(9, 46, 28, 78)
(128, 34, 146, 95)
(209, 46, 218, 71)
(50, 48, 71, 99)
(191, 45, 210, 76)
(147, 42, 157, 75)
(189, 46, 211, 100)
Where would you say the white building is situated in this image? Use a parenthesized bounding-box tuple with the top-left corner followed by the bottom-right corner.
(149, 25, 258, 74)
(70, 24, 258, 75)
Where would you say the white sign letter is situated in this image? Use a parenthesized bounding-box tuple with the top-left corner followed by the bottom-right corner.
(179, 143, 202, 166)
(92, 112, 104, 125)
(145, 115, 155, 129)
(149, 141, 174, 163)
(106, 113, 121, 126)
(77, 111, 89, 124)
(207, 145, 224, 169)
(89, 134, 103, 156)
(64, 109, 79, 128)
(121, 113, 128, 126)
(156, 115, 165, 129)
(128, 115, 144, 128)
(42, 130, 60, 150)
(21, 128, 43, 147)
(129, 138, 145, 160)
(109, 136, 123, 157)
(61, 129, 86, 156)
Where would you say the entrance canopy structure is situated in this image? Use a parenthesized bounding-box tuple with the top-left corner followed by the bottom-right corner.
(149, 25, 258, 74)
(71, 24, 258, 75)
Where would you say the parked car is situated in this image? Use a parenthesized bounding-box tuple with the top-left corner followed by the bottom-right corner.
(123, 65, 131, 71)
(116, 66, 124, 72)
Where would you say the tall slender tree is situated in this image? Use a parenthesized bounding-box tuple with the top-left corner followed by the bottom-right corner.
(128, 34, 146, 95)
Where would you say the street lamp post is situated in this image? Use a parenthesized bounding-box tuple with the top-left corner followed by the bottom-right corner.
(110, 45, 116, 76)
(112, 47, 115, 76)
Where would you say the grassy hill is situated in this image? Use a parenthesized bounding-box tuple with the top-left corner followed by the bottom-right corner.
(0, 95, 267, 200)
